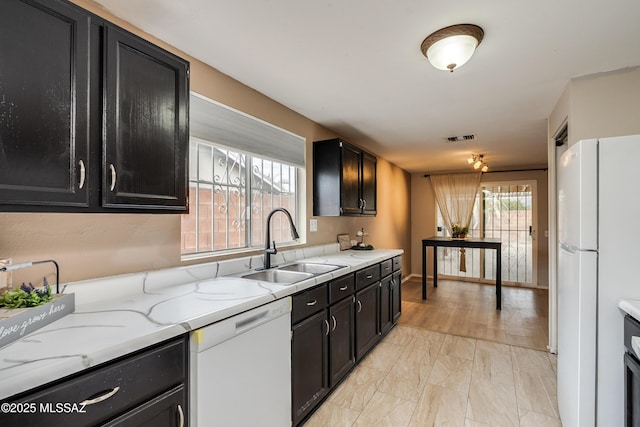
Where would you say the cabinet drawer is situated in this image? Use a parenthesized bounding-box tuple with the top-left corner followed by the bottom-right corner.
(330, 274, 355, 304)
(2, 336, 187, 427)
(380, 259, 393, 277)
(393, 256, 402, 272)
(355, 265, 380, 290)
(292, 284, 328, 324)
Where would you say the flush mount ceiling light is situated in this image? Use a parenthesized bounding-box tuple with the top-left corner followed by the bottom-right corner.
(421, 24, 484, 72)
(468, 154, 489, 172)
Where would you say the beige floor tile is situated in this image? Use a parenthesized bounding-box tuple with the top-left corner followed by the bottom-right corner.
(412, 328, 447, 344)
(409, 384, 467, 426)
(519, 410, 563, 427)
(384, 325, 419, 346)
(353, 391, 416, 427)
(377, 358, 433, 402)
(514, 369, 559, 419)
(329, 364, 384, 411)
(510, 346, 555, 378)
(428, 354, 473, 394)
(360, 340, 405, 374)
(464, 419, 493, 426)
(466, 377, 519, 426)
(400, 335, 443, 366)
(440, 334, 477, 360)
(473, 340, 514, 386)
(548, 352, 558, 375)
(304, 401, 361, 427)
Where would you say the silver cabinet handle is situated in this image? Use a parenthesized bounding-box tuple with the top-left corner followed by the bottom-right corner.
(331, 315, 337, 331)
(366, 274, 373, 279)
(306, 300, 317, 306)
(324, 319, 330, 336)
(80, 386, 120, 406)
(357, 300, 362, 313)
(177, 404, 184, 427)
(362, 199, 367, 209)
(109, 164, 117, 191)
(78, 160, 85, 189)
(339, 285, 348, 291)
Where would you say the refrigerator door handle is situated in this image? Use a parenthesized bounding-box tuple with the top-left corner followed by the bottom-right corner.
(560, 242, 577, 254)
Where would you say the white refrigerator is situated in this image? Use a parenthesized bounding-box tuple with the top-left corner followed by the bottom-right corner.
(557, 134, 640, 426)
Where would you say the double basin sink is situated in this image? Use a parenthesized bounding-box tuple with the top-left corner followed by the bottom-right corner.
(238, 262, 347, 285)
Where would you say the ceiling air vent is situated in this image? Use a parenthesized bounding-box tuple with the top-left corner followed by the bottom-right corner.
(446, 134, 476, 143)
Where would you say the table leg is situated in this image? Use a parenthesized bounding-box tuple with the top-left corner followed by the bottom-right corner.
(433, 246, 438, 288)
(496, 247, 502, 310)
(422, 243, 427, 300)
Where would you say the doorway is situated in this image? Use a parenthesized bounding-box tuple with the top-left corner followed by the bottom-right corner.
(436, 180, 538, 287)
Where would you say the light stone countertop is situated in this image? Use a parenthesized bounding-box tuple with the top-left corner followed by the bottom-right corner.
(618, 299, 640, 322)
(0, 244, 403, 399)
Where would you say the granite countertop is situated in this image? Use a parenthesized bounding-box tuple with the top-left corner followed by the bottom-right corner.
(619, 299, 640, 321)
(0, 245, 402, 399)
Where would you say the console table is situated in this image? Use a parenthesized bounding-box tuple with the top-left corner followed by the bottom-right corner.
(422, 236, 503, 310)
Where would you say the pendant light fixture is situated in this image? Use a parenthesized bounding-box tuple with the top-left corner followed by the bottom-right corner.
(421, 24, 484, 72)
(467, 154, 489, 172)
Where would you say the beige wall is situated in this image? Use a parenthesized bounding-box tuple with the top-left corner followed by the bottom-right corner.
(0, 0, 412, 284)
(570, 66, 640, 144)
(411, 170, 549, 288)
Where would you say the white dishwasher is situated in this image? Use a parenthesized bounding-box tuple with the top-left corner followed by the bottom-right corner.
(190, 297, 291, 427)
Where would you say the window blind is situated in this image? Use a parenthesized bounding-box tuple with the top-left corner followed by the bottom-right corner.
(190, 92, 306, 168)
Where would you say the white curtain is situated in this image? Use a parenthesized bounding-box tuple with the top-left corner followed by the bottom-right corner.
(429, 172, 482, 271)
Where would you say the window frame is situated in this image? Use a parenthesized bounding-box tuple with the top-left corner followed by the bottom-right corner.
(181, 137, 305, 260)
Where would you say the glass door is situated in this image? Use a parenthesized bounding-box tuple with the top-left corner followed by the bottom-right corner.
(436, 180, 537, 286)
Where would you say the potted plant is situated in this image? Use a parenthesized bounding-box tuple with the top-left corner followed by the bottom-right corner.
(451, 224, 469, 238)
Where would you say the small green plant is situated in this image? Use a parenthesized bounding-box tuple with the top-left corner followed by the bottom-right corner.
(451, 224, 469, 238)
(0, 277, 53, 309)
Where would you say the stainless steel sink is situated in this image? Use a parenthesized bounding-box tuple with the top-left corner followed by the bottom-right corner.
(278, 262, 345, 275)
(240, 269, 313, 284)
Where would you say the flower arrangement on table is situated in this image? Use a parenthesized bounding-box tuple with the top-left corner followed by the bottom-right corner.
(451, 224, 469, 238)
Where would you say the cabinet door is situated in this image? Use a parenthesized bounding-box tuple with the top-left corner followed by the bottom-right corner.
(380, 276, 393, 336)
(103, 25, 188, 210)
(103, 385, 186, 427)
(329, 297, 355, 387)
(0, 0, 89, 208)
(392, 271, 402, 322)
(361, 152, 377, 215)
(292, 310, 329, 425)
(355, 282, 380, 361)
(340, 143, 362, 215)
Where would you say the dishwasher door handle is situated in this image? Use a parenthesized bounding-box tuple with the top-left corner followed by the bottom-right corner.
(236, 310, 269, 330)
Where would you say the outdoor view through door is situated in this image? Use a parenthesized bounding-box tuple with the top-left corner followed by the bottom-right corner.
(436, 181, 536, 286)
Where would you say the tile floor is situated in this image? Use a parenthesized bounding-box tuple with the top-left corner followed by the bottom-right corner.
(305, 325, 561, 426)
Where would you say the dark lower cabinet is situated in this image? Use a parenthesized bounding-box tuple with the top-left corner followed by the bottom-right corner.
(103, 385, 186, 427)
(292, 258, 401, 426)
(0, 0, 90, 208)
(355, 282, 380, 361)
(380, 275, 393, 336)
(292, 309, 329, 426)
(0, 336, 188, 427)
(625, 315, 640, 427)
(392, 271, 402, 323)
(329, 297, 356, 387)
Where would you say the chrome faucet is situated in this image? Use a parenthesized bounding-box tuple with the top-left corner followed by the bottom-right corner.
(264, 208, 300, 270)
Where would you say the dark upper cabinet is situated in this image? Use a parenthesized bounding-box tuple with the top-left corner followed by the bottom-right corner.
(0, 0, 189, 213)
(361, 152, 377, 215)
(0, 0, 90, 208)
(313, 138, 377, 216)
(103, 25, 188, 210)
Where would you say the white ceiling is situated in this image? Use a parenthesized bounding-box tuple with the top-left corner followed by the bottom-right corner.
(91, 0, 640, 173)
